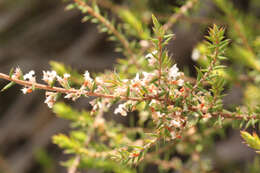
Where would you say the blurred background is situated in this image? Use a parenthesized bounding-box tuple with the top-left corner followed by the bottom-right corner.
(0, 0, 259, 173)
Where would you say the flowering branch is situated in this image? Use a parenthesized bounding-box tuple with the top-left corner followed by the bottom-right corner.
(0, 72, 155, 102)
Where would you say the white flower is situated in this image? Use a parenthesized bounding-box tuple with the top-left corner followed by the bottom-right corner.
(42, 71, 57, 85)
(176, 111, 181, 116)
(114, 103, 127, 116)
(192, 49, 200, 61)
(44, 92, 57, 108)
(169, 64, 181, 80)
(142, 72, 154, 84)
(64, 91, 81, 101)
(149, 99, 160, 106)
(23, 70, 35, 82)
(64, 73, 70, 79)
(157, 112, 165, 118)
(133, 73, 140, 82)
(145, 50, 157, 66)
(57, 73, 70, 88)
(177, 79, 184, 86)
(131, 73, 143, 89)
(84, 71, 93, 83)
(170, 120, 181, 128)
(21, 87, 32, 94)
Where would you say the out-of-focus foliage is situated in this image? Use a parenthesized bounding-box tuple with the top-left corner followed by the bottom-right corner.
(241, 131, 260, 154)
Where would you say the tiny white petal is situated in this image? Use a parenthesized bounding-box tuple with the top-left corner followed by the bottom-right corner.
(21, 88, 28, 94)
(64, 73, 70, 78)
(84, 71, 93, 82)
(192, 49, 200, 61)
(169, 64, 181, 80)
(177, 79, 184, 86)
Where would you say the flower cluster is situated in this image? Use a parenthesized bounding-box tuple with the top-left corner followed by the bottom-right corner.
(21, 70, 36, 94)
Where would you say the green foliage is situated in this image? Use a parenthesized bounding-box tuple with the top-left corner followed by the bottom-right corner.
(241, 131, 260, 154)
(35, 149, 55, 173)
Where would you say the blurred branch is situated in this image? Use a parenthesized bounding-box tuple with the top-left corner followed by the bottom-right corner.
(163, 0, 198, 30)
(73, 0, 135, 59)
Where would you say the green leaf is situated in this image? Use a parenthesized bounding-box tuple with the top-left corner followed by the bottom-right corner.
(1, 81, 15, 92)
(241, 131, 260, 154)
(151, 14, 160, 30)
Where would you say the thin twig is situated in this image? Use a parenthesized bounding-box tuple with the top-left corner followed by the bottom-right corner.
(74, 0, 132, 56)
(158, 37, 163, 85)
(68, 156, 80, 173)
(163, 0, 198, 31)
(73, 0, 141, 69)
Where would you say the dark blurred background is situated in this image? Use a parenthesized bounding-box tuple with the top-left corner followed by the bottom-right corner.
(0, 0, 258, 173)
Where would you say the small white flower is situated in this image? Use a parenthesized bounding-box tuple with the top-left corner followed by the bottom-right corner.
(169, 64, 181, 80)
(133, 73, 140, 82)
(157, 112, 165, 118)
(149, 99, 159, 106)
(191, 49, 200, 61)
(21, 88, 27, 94)
(170, 120, 181, 128)
(21, 87, 32, 94)
(44, 92, 57, 108)
(23, 70, 35, 82)
(142, 72, 154, 84)
(42, 71, 57, 86)
(114, 103, 127, 116)
(64, 91, 81, 101)
(131, 73, 143, 89)
(84, 71, 93, 83)
(176, 111, 181, 116)
(177, 79, 184, 86)
(145, 50, 157, 66)
(64, 73, 70, 79)
(145, 50, 158, 59)
(57, 73, 70, 88)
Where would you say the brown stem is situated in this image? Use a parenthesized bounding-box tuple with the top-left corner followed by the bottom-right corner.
(0, 73, 156, 102)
